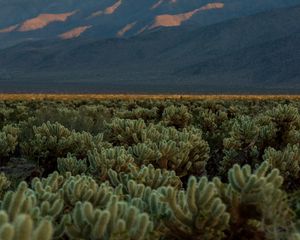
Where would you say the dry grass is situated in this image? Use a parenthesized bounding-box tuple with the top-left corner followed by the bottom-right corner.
(0, 94, 300, 101)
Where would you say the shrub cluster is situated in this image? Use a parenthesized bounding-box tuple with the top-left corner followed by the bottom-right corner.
(0, 99, 300, 239)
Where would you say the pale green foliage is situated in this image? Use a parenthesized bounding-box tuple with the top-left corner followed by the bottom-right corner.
(263, 144, 300, 189)
(116, 107, 158, 121)
(32, 171, 113, 208)
(61, 174, 113, 207)
(2, 99, 300, 240)
(0, 125, 19, 158)
(21, 121, 106, 173)
(88, 147, 135, 180)
(0, 173, 10, 198)
(162, 176, 230, 240)
(214, 161, 293, 239)
(162, 105, 192, 128)
(105, 118, 146, 146)
(108, 164, 182, 189)
(221, 116, 260, 176)
(266, 104, 300, 147)
(0, 211, 53, 240)
(289, 233, 300, 240)
(128, 143, 161, 166)
(57, 154, 88, 176)
(128, 126, 210, 177)
(66, 198, 155, 240)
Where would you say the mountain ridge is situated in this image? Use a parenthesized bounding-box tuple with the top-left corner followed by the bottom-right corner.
(0, 0, 299, 48)
(0, 4, 299, 93)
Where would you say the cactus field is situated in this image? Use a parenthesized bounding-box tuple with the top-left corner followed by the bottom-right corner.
(0, 95, 300, 239)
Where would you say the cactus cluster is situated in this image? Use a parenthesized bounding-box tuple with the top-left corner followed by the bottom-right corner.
(1, 98, 300, 239)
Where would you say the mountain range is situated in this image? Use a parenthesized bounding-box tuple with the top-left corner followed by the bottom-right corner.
(0, 0, 299, 93)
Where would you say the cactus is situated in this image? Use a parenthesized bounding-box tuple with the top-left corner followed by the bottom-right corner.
(105, 118, 147, 146)
(162, 105, 192, 129)
(21, 121, 107, 174)
(220, 116, 260, 177)
(116, 107, 159, 122)
(162, 176, 230, 240)
(289, 233, 300, 240)
(65, 198, 156, 240)
(88, 147, 135, 180)
(0, 173, 10, 198)
(214, 161, 293, 240)
(0, 125, 19, 161)
(266, 104, 300, 147)
(108, 164, 182, 190)
(263, 144, 300, 190)
(57, 154, 88, 176)
(128, 143, 161, 166)
(0, 211, 53, 240)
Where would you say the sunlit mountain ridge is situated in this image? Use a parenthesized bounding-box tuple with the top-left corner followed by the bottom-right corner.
(0, 0, 299, 48)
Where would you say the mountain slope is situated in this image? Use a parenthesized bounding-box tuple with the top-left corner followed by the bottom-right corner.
(0, 5, 300, 93)
(0, 0, 299, 48)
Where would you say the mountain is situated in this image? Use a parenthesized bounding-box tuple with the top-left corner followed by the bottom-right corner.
(0, 3, 299, 93)
(0, 0, 299, 49)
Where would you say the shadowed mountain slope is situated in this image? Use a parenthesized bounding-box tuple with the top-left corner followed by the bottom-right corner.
(0, 5, 299, 93)
(0, 0, 299, 48)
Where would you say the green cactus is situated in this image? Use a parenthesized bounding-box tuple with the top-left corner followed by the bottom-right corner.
(220, 116, 261, 177)
(263, 144, 300, 190)
(65, 198, 156, 240)
(214, 161, 293, 240)
(289, 233, 300, 240)
(0, 211, 53, 240)
(21, 121, 107, 174)
(88, 147, 135, 180)
(105, 118, 147, 146)
(108, 164, 182, 190)
(266, 104, 300, 147)
(57, 154, 88, 176)
(128, 143, 161, 166)
(0, 125, 19, 161)
(162, 105, 192, 129)
(162, 176, 230, 240)
(0, 173, 10, 198)
(116, 107, 158, 122)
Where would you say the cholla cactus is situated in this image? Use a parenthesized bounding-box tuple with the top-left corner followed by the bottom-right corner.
(289, 233, 300, 240)
(128, 143, 161, 166)
(1, 182, 32, 221)
(266, 104, 300, 147)
(0, 173, 10, 198)
(162, 105, 192, 129)
(64, 131, 108, 159)
(108, 164, 182, 190)
(116, 107, 158, 122)
(88, 147, 135, 180)
(163, 176, 230, 240)
(214, 161, 293, 240)
(61, 174, 113, 208)
(105, 118, 146, 146)
(57, 154, 88, 176)
(220, 116, 260, 177)
(0, 125, 19, 160)
(21, 122, 107, 174)
(65, 198, 155, 240)
(0, 211, 53, 240)
(263, 144, 300, 189)
(156, 131, 209, 177)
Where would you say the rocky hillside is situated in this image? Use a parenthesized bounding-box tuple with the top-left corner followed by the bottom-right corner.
(0, 0, 299, 48)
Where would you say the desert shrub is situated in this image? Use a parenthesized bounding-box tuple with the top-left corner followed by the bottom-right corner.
(0, 125, 19, 162)
(20, 122, 108, 174)
(263, 144, 300, 190)
(162, 105, 192, 129)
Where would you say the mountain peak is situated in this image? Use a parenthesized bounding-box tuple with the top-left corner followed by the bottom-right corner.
(19, 11, 77, 32)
